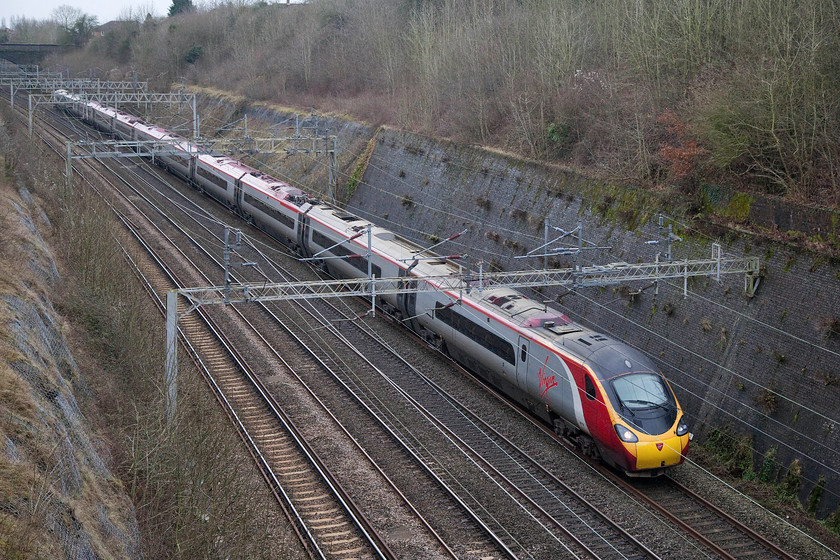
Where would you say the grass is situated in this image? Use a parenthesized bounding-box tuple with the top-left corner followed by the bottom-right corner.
(0, 461, 62, 559)
(0, 186, 44, 427)
(0, 361, 37, 422)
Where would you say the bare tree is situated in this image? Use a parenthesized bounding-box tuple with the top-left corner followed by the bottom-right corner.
(51, 4, 82, 30)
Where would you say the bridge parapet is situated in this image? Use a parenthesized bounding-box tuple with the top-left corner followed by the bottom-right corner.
(0, 44, 70, 65)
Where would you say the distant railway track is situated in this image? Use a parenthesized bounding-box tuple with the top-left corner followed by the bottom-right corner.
(2, 83, 813, 559)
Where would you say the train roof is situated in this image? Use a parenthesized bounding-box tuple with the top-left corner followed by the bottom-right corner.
(56, 91, 196, 153)
(296, 198, 465, 279)
(473, 287, 658, 381)
(239, 167, 305, 200)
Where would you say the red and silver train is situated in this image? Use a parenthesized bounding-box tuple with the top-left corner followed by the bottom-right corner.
(56, 90, 690, 475)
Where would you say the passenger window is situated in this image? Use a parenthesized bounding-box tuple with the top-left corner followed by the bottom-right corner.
(585, 375, 596, 401)
(520, 345, 527, 362)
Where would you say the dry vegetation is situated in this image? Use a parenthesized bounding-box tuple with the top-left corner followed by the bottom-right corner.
(47, 0, 840, 210)
(0, 108, 75, 560)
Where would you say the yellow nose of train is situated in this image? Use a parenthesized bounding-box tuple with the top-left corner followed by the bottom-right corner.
(634, 433, 689, 471)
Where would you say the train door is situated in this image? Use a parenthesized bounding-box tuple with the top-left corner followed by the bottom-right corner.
(576, 365, 612, 435)
(516, 336, 531, 392)
(233, 174, 245, 212)
(397, 268, 417, 328)
(189, 156, 196, 182)
(296, 212, 312, 257)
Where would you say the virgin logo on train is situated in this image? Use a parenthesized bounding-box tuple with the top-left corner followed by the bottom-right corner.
(538, 356, 557, 398)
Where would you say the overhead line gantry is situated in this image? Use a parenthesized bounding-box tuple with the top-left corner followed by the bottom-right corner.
(29, 90, 199, 136)
(7, 77, 148, 107)
(163, 232, 760, 422)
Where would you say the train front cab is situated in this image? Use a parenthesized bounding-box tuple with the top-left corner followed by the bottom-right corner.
(603, 370, 690, 476)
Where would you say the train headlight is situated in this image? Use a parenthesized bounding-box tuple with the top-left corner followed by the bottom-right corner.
(676, 417, 689, 437)
(614, 424, 638, 443)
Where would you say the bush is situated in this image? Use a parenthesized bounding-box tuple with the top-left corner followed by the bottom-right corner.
(702, 427, 755, 479)
(826, 508, 840, 536)
(807, 477, 826, 515)
(777, 459, 803, 503)
(183, 44, 203, 64)
(757, 447, 778, 483)
(47, 0, 840, 210)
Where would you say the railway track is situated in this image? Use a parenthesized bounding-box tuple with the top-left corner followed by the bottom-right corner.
(628, 476, 797, 560)
(176, 304, 389, 560)
(5, 81, 822, 559)
(161, 275, 389, 558)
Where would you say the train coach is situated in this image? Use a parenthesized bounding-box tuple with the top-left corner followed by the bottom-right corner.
(56, 90, 690, 475)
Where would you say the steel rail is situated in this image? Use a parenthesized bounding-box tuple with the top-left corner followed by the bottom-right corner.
(664, 476, 797, 560)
